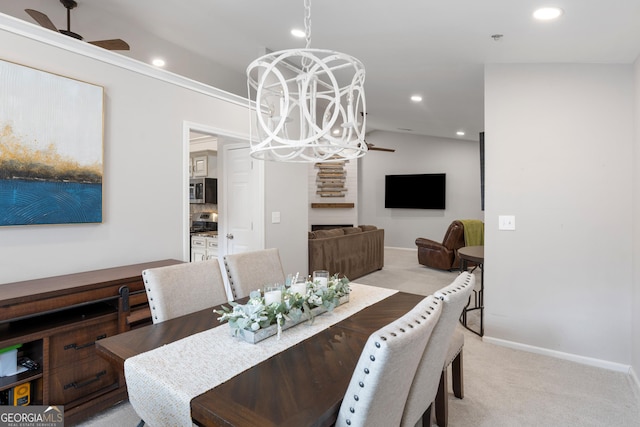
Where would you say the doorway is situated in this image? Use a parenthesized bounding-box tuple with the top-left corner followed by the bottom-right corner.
(182, 122, 264, 263)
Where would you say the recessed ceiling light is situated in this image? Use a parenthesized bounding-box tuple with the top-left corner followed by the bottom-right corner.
(410, 95, 423, 102)
(456, 131, 465, 136)
(291, 29, 305, 38)
(533, 7, 563, 20)
(152, 58, 166, 67)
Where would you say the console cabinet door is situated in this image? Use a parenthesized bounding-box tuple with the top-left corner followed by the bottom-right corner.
(48, 319, 120, 405)
(48, 357, 118, 405)
(49, 321, 119, 369)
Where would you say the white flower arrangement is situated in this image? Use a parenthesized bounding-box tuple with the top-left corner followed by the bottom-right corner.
(214, 274, 350, 340)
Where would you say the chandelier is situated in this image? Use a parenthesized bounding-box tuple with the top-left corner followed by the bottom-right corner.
(246, 0, 367, 162)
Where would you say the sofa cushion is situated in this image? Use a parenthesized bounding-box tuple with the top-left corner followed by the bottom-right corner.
(359, 225, 378, 232)
(342, 227, 362, 235)
(313, 228, 346, 239)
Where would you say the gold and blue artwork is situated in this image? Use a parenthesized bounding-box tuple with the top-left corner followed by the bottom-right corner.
(0, 59, 103, 226)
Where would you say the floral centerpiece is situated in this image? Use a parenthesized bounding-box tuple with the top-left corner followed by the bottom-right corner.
(214, 274, 350, 342)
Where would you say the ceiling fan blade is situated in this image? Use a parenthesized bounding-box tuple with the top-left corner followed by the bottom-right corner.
(89, 39, 130, 51)
(364, 140, 395, 153)
(25, 9, 58, 31)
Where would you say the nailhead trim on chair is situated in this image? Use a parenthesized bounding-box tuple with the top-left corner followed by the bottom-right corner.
(401, 272, 475, 427)
(343, 302, 440, 426)
(142, 271, 159, 322)
(222, 258, 239, 300)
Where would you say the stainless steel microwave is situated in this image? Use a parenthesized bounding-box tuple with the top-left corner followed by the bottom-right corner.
(189, 178, 217, 204)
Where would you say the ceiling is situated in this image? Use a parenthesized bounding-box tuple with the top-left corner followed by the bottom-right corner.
(3, 0, 640, 142)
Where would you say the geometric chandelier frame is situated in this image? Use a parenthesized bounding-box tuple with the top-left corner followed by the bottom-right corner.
(246, 0, 367, 162)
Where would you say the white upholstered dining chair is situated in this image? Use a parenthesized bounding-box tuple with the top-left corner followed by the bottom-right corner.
(400, 271, 475, 427)
(435, 328, 464, 427)
(223, 248, 285, 299)
(335, 295, 443, 427)
(133, 260, 228, 427)
(142, 259, 228, 324)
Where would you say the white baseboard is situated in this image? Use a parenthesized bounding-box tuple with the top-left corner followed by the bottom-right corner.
(483, 335, 632, 374)
(385, 246, 416, 251)
(630, 366, 640, 393)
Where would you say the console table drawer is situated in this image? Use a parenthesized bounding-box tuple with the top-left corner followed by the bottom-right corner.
(49, 356, 118, 405)
(49, 321, 119, 369)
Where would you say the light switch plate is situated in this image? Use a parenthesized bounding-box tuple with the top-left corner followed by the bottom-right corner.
(271, 211, 281, 224)
(498, 215, 516, 230)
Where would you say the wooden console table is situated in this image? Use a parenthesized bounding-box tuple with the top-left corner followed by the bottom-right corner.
(0, 259, 181, 425)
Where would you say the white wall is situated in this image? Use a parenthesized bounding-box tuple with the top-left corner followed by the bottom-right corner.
(358, 130, 484, 248)
(0, 20, 254, 284)
(485, 64, 634, 368)
(633, 57, 640, 383)
(264, 161, 309, 276)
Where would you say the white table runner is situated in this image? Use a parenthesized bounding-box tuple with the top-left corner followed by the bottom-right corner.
(124, 283, 397, 427)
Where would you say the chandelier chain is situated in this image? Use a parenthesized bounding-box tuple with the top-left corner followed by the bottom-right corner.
(304, 0, 312, 49)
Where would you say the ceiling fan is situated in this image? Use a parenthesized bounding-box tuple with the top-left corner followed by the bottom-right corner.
(25, 0, 130, 51)
(360, 112, 395, 152)
(365, 140, 396, 152)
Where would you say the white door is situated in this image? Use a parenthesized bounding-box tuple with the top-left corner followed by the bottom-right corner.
(222, 144, 263, 256)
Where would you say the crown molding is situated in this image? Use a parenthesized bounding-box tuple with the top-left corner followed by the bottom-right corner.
(0, 12, 253, 110)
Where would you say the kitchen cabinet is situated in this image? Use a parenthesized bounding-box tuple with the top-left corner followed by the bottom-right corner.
(191, 155, 208, 177)
(0, 259, 181, 425)
(189, 152, 217, 178)
(206, 235, 219, 259)
(191, 234, 218, 262)
(191, 235, 207, 261)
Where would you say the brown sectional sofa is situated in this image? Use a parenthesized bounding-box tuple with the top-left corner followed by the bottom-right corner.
(308, 225, 384, 280)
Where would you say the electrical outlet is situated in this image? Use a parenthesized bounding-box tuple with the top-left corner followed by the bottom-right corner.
(498, 215, 515, 230)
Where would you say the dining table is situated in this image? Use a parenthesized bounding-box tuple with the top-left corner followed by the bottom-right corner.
(95, 283, 424, 427)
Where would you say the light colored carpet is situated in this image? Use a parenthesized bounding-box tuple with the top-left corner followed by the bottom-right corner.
(77, 248, 640, 426)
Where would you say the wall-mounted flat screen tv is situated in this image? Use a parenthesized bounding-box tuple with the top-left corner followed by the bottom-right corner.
(385, 173, 446, 209)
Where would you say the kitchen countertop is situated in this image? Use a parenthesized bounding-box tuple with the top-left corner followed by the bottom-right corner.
(191, 231, 218, 237)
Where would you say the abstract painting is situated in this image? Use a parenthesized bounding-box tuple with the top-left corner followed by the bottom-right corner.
(0, 59, 103, 226)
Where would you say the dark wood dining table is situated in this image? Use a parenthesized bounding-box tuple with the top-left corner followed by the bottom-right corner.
(95, 289, 423, 427)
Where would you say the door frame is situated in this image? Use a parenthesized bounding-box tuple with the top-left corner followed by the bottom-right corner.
(182, 121, 264, 262)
